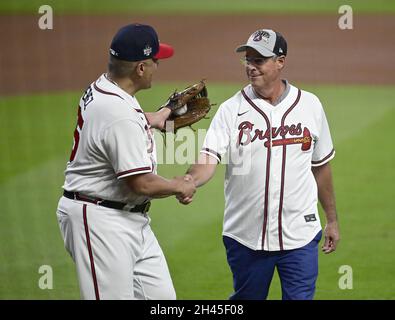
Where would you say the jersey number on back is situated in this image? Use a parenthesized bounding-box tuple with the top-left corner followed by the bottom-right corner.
(69, 87, 93, 162)
(69, 105, 84, 162)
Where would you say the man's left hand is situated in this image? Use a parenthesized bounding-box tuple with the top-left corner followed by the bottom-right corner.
(322, 221, 340, 254)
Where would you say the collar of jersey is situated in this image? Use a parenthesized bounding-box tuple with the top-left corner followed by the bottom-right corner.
(97, 73, 142, 110)
(244, 82, 298, 113)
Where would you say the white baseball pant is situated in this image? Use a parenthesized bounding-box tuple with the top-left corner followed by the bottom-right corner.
(56, 196, 176, 300)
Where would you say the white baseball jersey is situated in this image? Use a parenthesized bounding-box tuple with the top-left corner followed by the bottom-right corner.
(201, 82, 335, 251)
(57, 73, 175, 300)
(63, 73, 157, 204)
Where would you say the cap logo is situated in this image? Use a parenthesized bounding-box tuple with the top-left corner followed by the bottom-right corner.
(110, 48, 118, 56)
(143, 45, 152, 56)
(253, 30, 270, 43)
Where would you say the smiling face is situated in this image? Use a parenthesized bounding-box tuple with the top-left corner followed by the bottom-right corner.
(244, 48, 285, 89)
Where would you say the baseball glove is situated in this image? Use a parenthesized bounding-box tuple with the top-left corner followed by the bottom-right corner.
(161, 80, 212, 132)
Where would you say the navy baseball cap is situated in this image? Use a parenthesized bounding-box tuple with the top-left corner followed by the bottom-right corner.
(110, 23, 174, 61)
(236, 29, 287, 57)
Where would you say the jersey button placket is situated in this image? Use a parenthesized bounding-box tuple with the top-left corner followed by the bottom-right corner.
(264, 110, 274, 251)
(268, 113, 282, 250)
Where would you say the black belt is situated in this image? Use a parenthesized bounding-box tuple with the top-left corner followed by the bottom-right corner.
(63, 190, 151, 213)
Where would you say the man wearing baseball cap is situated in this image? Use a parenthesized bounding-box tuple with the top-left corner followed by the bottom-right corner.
(57, 23, 196, 299)
(182, 29, 340, 300)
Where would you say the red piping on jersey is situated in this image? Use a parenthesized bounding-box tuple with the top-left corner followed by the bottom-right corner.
(93, 82, 124, 100)
(278, 89, 301, 250)
(312, 148, 335, 165)
(241, 89, 271, 250)
(201, 148, 222, 162)
(83, 204, 100, 300)
(116, 166, 152, 178)
(140, 110, 152, 128)
(143, 112, 151, 127)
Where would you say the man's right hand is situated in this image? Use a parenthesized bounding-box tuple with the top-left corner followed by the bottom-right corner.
(174, 175, 196, 205)
(173, 175, 196, 204)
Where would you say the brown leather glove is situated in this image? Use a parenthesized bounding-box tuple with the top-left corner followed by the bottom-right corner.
(161, 80, 212, 132)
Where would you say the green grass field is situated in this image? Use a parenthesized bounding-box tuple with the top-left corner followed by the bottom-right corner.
(0, 83, 394, 299)
(1, 0, 395, 14)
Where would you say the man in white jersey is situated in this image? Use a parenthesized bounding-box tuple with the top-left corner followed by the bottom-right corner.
(56, 23, 195, 300)
(181, 29, 340, 299)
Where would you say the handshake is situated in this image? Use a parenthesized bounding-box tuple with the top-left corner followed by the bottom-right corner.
(173, 174, 196, 205)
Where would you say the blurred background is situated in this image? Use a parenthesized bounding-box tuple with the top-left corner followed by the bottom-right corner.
(0, 0, 394, 299)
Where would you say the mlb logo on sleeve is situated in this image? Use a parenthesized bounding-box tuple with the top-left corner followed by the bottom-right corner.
(304, 214, 317, 222)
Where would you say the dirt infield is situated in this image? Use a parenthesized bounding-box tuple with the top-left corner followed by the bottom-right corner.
(1, 14, 394, 95)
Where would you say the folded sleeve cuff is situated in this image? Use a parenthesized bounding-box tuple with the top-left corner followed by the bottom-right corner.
(311, 149, 335, 167)
(116, 166, 152, 179)
(200, 148, 221, 163)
